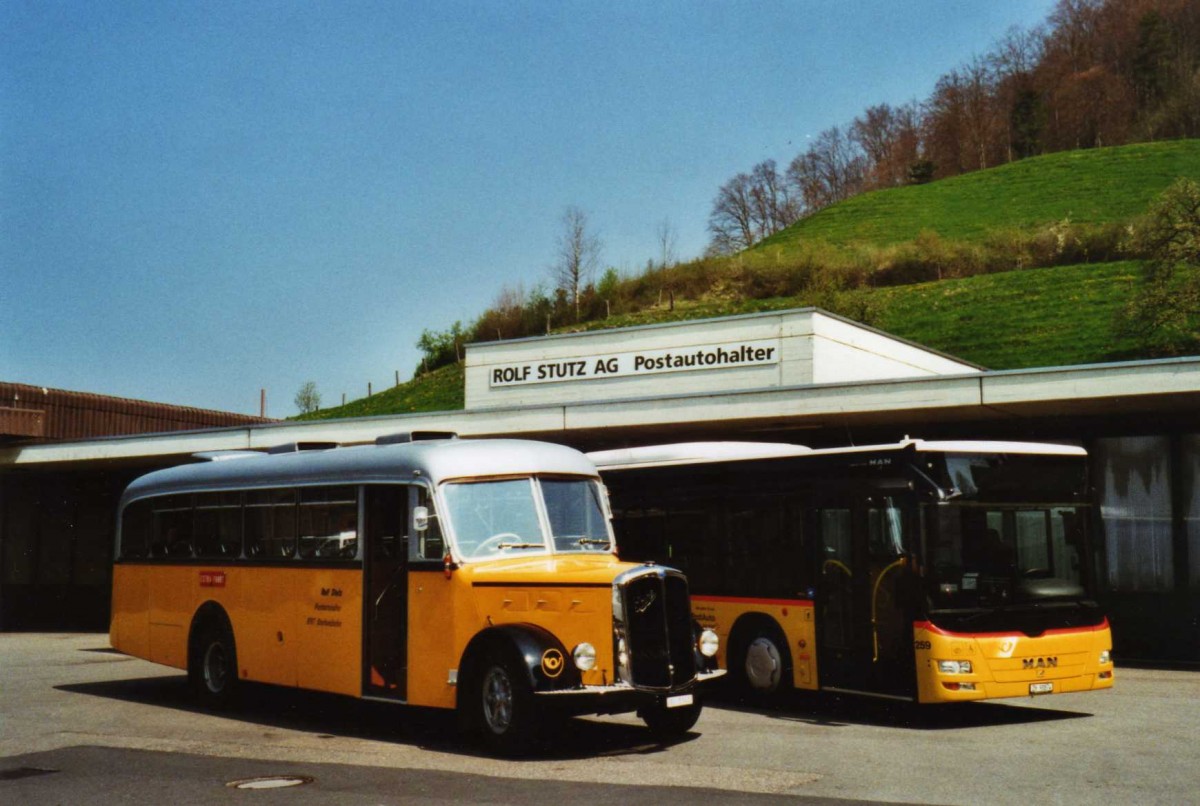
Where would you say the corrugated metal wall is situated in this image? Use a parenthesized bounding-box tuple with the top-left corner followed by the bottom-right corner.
(0, 382, 272, 442)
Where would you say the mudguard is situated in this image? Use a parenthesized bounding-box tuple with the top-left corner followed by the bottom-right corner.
(463, 623, 583, 692)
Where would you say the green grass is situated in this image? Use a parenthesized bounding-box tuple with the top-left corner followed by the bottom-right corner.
(295, 263, 1147, 419)
(295, 363, 464, 419)
(301, 142, 1200, 418)
(872, 261, 1142, 369)
(758, 140, 1200, 249)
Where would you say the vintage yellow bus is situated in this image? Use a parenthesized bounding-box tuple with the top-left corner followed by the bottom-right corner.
(110, 434, 721, 752)
(591, 439, 1114, 705)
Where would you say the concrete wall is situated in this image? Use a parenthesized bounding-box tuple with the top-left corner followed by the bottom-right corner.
(465, 309, 979, 410)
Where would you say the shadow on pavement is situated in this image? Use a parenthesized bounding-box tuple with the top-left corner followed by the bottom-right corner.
(705, 686, 1091, 730)
(55, 674, 698, 761)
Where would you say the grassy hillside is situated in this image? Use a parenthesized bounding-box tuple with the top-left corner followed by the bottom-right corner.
(758, 140, 1200, 249)
(299, 142, 1200, 420)
(295, 363, 464, 420)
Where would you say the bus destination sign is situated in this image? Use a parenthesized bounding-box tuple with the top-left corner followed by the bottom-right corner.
(489, 339, 780, 388)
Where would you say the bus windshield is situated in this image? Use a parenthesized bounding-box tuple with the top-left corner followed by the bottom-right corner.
(442, 477, 612, 561)
(925, 503, 1089, 614)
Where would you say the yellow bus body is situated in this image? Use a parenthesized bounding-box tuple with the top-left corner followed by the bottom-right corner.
(914, 620, 1114, 703)
(686, 595, 1113, 704)
(111, 554, 629, 707)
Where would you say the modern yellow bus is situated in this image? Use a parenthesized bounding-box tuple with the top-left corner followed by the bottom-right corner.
(590, 439, 1114, 705)
(110, 433, 721, 752)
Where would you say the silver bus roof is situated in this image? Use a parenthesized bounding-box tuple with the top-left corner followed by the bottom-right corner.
(122, 438, 599, 506)
(587, 438, 1085, 471)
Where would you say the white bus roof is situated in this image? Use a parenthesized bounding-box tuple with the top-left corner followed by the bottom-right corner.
(121, 438, 599, 506)
(587, 438, 1085, 471)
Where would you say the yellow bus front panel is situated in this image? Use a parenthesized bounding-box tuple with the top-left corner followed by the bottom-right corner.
(914, 620, 1114, 703)
(691, 596, 818, 689)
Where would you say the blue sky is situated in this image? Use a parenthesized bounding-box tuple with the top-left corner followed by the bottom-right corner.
(2, 0, 1057, 416)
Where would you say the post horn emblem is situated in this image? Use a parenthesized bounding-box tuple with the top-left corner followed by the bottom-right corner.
(541, 648, 564, 678)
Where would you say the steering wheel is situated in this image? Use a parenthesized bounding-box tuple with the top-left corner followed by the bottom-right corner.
(472, 532, 522, 556)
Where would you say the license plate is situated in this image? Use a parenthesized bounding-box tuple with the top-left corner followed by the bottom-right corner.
(666, 694, 694, 709)
(1030, 682, 1054, 695)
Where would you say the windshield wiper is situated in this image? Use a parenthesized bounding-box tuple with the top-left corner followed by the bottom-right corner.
(497, 542, 543, 550)
(576, 537, 612, 547)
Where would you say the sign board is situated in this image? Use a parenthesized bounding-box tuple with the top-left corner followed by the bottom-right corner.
(488, 340, 780, 388)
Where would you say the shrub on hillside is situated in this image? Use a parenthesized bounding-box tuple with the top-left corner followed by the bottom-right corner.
(1118, 178, 1200, 354)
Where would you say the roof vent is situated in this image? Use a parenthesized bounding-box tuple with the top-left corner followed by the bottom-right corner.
(192, 450, 264, 462)
(375, 431, 459, 446)
(267, 441, 339, 455)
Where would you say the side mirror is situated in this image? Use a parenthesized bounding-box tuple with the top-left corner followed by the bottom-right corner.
(414, 506, 430, 532)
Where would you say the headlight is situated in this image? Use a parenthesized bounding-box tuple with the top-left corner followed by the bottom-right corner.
(572, 642, 597, 671)
(938, 660, 972, 674)
(698, 629, 719, 658)
(1099, 650, 1111, 665)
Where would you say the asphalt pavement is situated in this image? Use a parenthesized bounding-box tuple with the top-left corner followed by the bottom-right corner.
(1, 633, 1197, 804)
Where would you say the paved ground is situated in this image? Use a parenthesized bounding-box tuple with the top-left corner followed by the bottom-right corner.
(1, 633, 1197, 804)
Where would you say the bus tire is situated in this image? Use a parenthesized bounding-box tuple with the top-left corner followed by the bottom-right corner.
(188, 614, 239, 708)
(729, 620, 792, 702)
(640, 697, 702, 739)
(463, 647, 538, 756)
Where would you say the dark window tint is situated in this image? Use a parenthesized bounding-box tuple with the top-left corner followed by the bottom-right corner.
(245, 489, 297, 559)
(193, 492, 242, 559)
(298, 486, 358, 560)
(150, 495, 194, 558)
(119, 500, 152, 559)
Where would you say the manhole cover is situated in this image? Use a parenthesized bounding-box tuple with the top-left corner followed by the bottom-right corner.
(226, 775, 314, 790)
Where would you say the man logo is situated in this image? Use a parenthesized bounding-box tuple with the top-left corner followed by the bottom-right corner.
(541, 649, 565, 678)
(1022, 656, 1058, 670)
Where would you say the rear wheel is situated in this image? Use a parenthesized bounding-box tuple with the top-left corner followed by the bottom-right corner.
(463, 648, 538, 756)
(189, 619, 239, 707)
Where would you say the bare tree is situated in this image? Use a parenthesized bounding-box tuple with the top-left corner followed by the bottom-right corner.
(787, 126, 867, 211)
(707, 160, 800, 255)
(294, 381, 321, 414)
(851, 102, 925, 188)
(707, 172, 757, 254)
(655, 217, 678, 269)
(552, 205, 602, 321)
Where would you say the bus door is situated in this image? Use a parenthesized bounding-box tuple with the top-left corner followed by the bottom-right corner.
(364, 485, 408, 699)
(815, 495, 916, 699)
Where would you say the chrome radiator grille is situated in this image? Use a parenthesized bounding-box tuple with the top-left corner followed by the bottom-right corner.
(615, 567, 696, 690)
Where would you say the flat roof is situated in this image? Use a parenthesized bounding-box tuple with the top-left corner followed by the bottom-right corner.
(4, 355, 1199, 469)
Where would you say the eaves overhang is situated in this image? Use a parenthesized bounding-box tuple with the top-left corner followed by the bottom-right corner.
(3, 356, 1199, 469)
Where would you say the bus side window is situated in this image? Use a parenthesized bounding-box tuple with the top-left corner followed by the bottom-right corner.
(193, 491, 242, 559)
(151, 495, 194, 558)
(298, 486, 358, 560)
(245, 489, 297, 559)
(415, 487, 444, 560)
(119, 500, 152, 559)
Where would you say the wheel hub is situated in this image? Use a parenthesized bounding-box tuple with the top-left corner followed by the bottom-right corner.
(481, 665, 514, 733)
(744, 637, 782, 691)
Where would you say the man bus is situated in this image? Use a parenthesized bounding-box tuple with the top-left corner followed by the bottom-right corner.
(591, 439, 1113, 705)
(110, 433, 721, 753)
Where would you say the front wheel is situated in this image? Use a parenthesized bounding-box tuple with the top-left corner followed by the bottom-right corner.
(730, 622, 793, 702)
(640, 697, 702, 739)
(189, 620, 239, 708)
(464, 650, 538, 756)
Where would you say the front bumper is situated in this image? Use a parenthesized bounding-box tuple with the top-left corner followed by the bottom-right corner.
(535, 669, 725, 716)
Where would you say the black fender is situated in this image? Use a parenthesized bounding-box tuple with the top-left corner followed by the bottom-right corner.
(460, 623, 582, 693)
